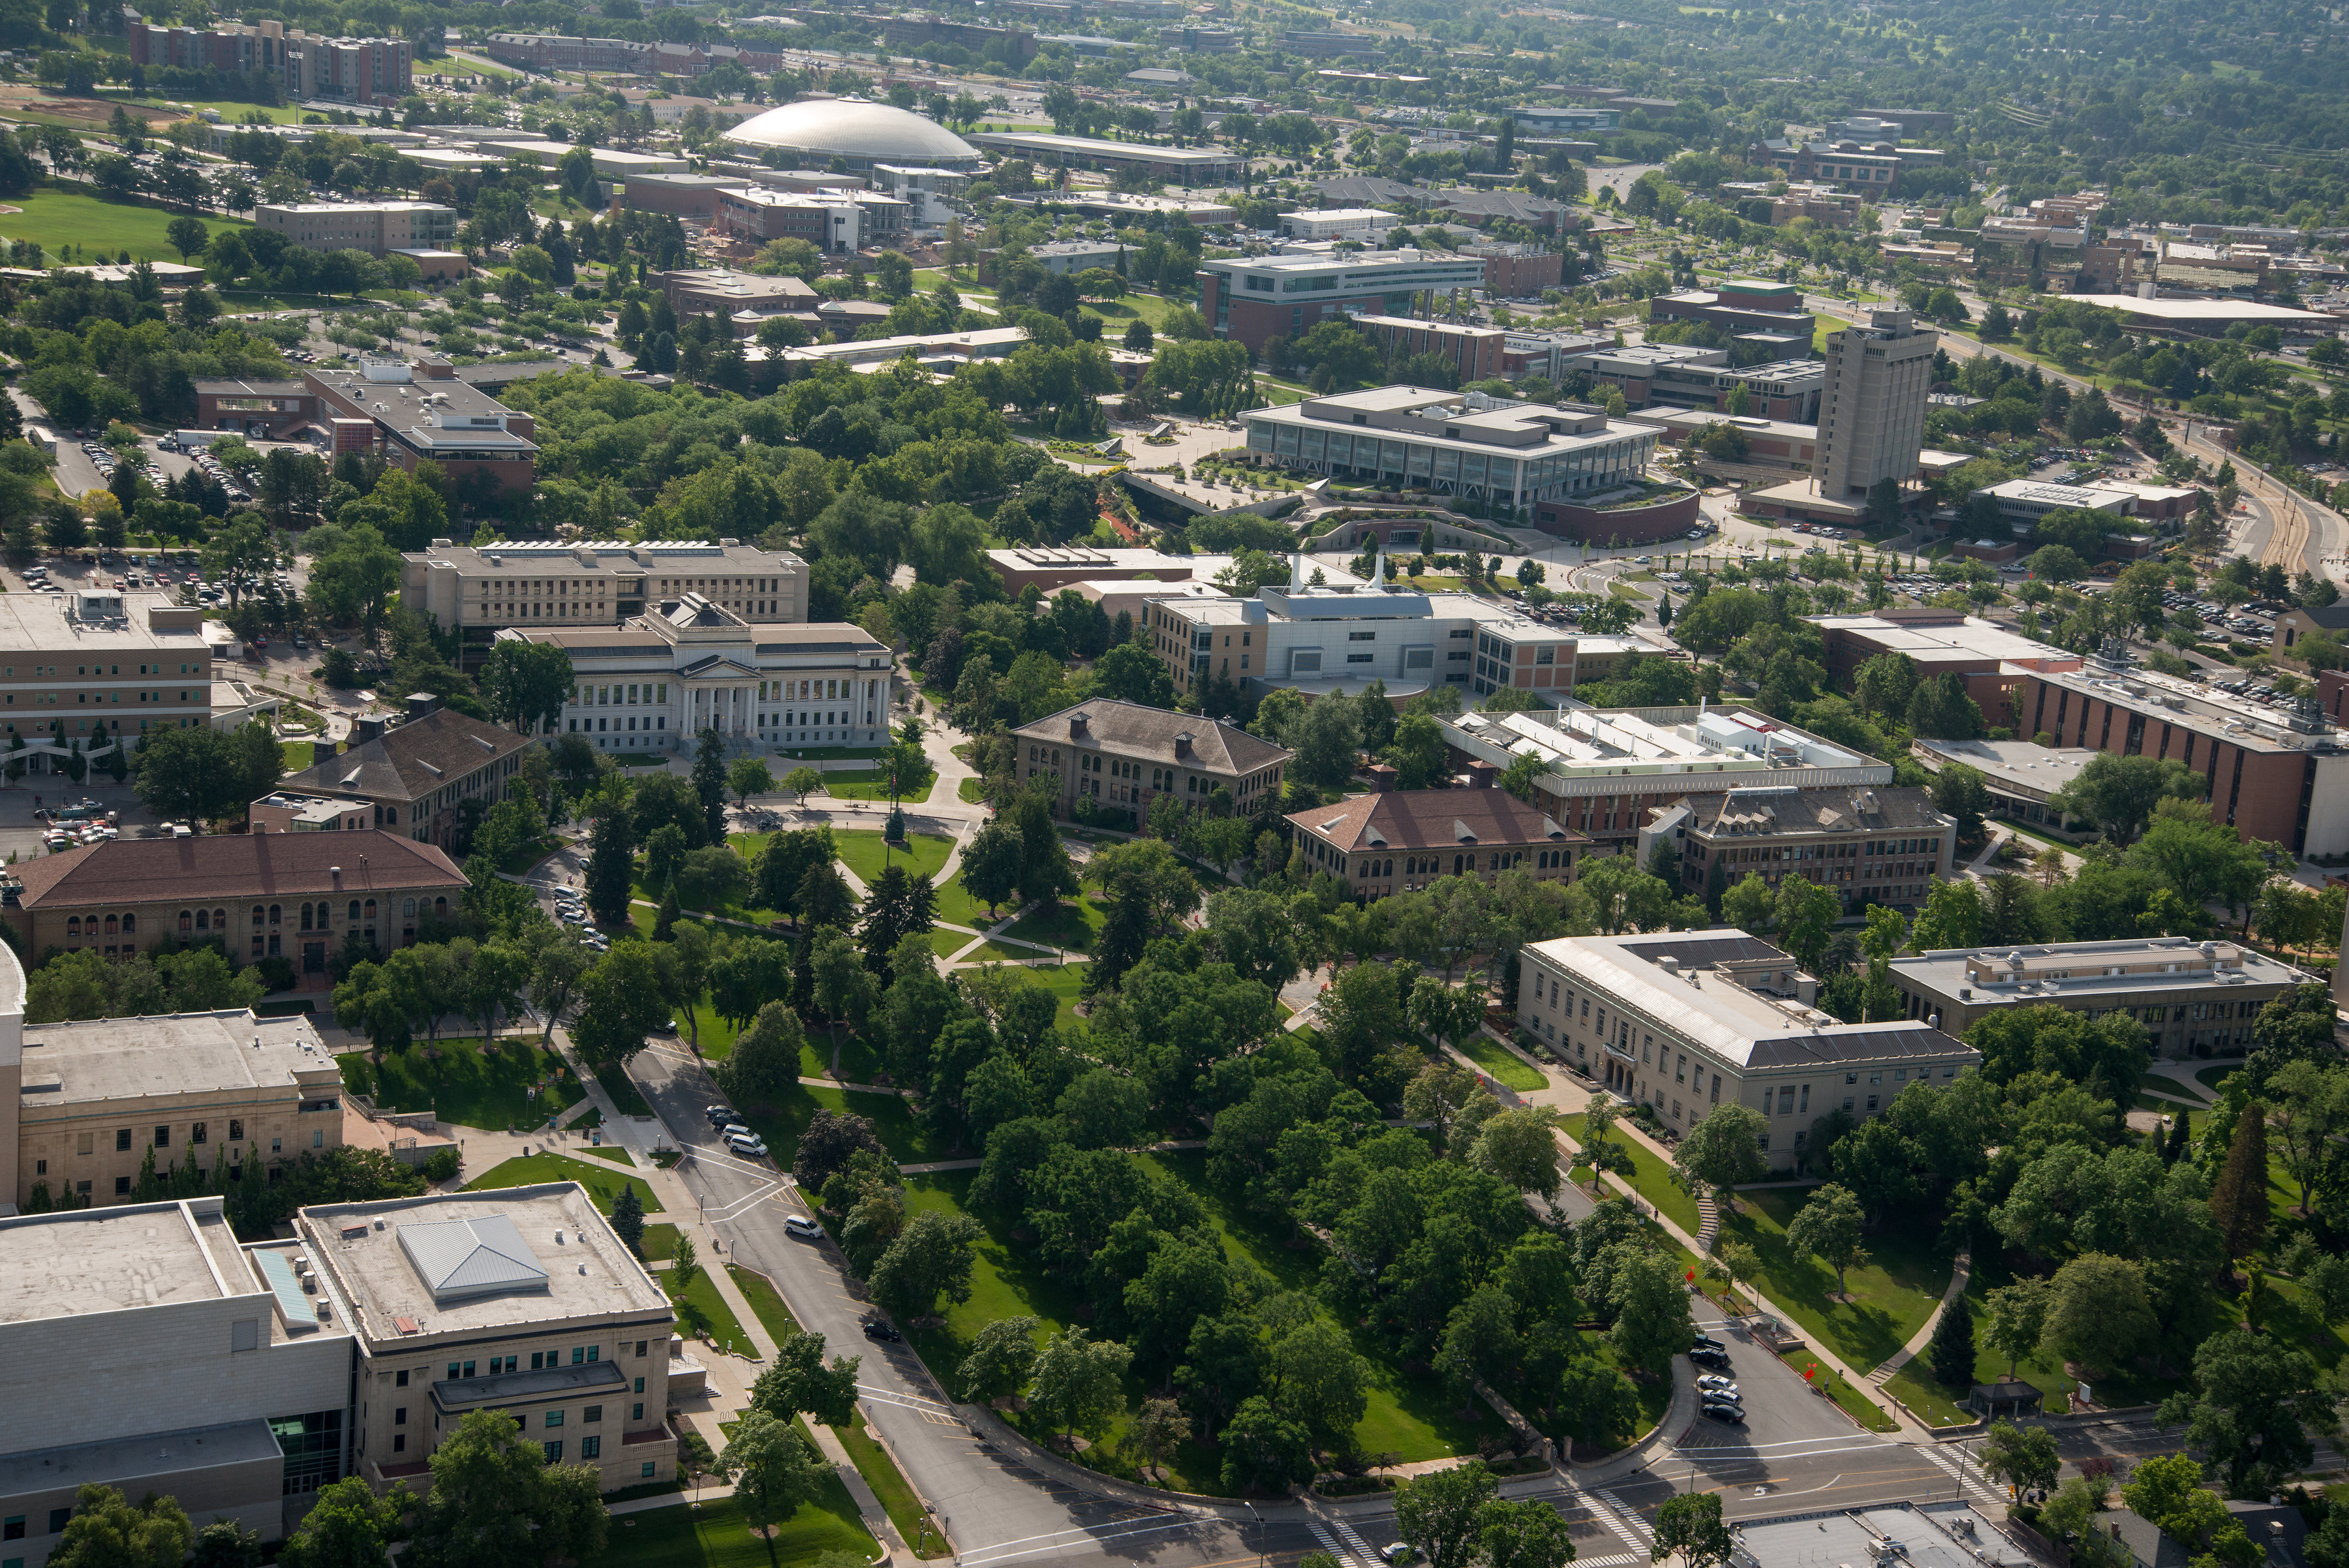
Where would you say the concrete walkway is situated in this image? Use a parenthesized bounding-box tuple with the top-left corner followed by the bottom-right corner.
(1867, 1254, 1972, 1389)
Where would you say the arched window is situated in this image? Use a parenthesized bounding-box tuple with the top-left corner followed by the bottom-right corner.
(213, 909, 226, 930)
(347, 901, 360, 924)
(364, 899, 377, 922)
(251, 905, 265, 926)
(120, 913, 134, 934)
(195, 909, 210, 930)
(299, 904, 313, 931)
(102, 915, 117, 934)
(268, 905, 280, 926)
(66, 916, 80, 938)
(179, 909, 192, 932)
(403, 898, 417, 918)
(433, 897, 448, 919)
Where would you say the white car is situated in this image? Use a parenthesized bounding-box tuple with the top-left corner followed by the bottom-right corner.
(726, 1132, 769, 1158)
(783, 1214, 823, 1240)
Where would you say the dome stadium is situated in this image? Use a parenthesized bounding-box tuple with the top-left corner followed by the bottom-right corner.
(721, 98, 983, 170)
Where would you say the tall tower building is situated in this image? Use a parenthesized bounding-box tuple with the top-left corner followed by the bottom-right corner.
(1813, 307, 1936, 500)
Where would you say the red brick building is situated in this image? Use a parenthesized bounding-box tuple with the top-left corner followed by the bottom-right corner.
(1479, 247, 1564, 298)
(1347, 316, 1504, 384)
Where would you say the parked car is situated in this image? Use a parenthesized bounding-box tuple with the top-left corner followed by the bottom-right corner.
(1700, 1400, 1747, 1424)
(726, 1132, 769, 1158)
(782, 1214, 823, 1240)
(705, 1105, 735, 1128)
(861, 1319, 903, 1342)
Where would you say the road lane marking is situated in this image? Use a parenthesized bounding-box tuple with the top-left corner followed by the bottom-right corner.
(959, 1516, 1202, 1567)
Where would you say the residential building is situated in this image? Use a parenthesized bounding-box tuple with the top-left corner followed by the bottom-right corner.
(1438, 703, 1892, 855)
(1028, 238, 1128, 274)
(3, 829, 467, 973)
(1346, 316, 1506, 386)
(0, 1195, 360, 1560)
(1516, 930, 1980, 1160)
(1887, 938, 2317, 1055)
(129, 20, 411, 102)
(1196, 251, 1489, 357)
(1279, 208, 1401, 243)
(968, 131, 1245, 184)
(1285, 782, 1586, 899)
(1012, 699, 1290, 820)
(306, 359, 537, 495)
(2011, 641, 2349, 855)
(1639, 785, 1956, 913)
(255, 202, 457, 258)
(2105, 1502, 2309, 1568)
(504, 600, 893, 756)
(13, 1007, 346, 1209)
(273, 707, 536, 853)
(403, 538, 806, 666)
(652, 268, 820, 330)
(0, 591, 218, 775)
(1809, 610, 2080, 730)
(1475, 245, 1565, 298)
(1240, 386, 1660, 515)
(1279, 29, 1381, 56)
(298, 1184, 683, 1493)
(1647, 279, 1817, 341)
(1815, 307, 1936, 501)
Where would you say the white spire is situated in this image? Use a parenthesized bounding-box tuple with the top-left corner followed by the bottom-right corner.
(1372, 540, 1387, 590)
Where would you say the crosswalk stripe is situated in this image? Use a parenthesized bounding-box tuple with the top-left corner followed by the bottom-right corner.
(1307, 1520, 1377, 1568)
(1582, 1491, 1650, 1555)
(1918, 1444, 2004, 1506)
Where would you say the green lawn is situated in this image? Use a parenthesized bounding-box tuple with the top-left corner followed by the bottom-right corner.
(837, 1413, 949, 1558)
(1720, 1189, 1952, 1376)
(1002, 895, 1106, 954)
(0, 187, 252, 263)
(833, 829, 955, 889)
(734, 1083, 959, 1170)
(279, 740, 313, 772)
(666, 1262, 752, 1357)
(590, 1477, 876, 1568)
(803, 1026, 885, 1086)
(891, 1162, 1502, 1496)
(964, 940, 1054, 962)
(106, 93, 304, 123)
(1558, 1114, 1703, 1236)
(819, 771, 938, 803)
(581, 1144, 637, 1166)
(467, 1152, 658, 1218)
(1450, 1032, 1546, 1093)
(2196, 1063, 2242, 1092)
(982, 962, 1089, 1028)
(727, 1262, 803, 1343)
(641, 1224, 683, 1263)
(595, 1062, 654, 1118)
(958, 778, 987, 804)
(337, 1036, 581, 1132)
(932, 870, 1012, 931)
(925, 929, 981, 959)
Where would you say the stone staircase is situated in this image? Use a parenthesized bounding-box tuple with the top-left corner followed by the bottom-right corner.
(1693, 1190, 1720, 1255)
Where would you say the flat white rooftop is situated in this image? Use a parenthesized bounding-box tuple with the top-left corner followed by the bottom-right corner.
(0, 1197, 249, 1325)
(20, 1009, 339, 1106)
(1447, 702, 1879, 782)
(1813, 614, 2080, 670)
(1911, 737, 2096, 797)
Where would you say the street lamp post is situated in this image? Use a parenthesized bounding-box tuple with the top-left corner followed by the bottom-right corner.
(1244, 1501, 1263, 1568)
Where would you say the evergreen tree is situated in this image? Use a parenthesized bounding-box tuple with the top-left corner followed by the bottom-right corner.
(1928, 1295, 1976, 1389)
(654, 882, 679, 942)
(2209, 1101, 2271, 1263)
(584, 803, 636, 926)
(692, 725, 729, 843)
(610, 1184, 646, 1257)
(132, 1143, 161, 1201)
(2163, 1109, 2192, 1165)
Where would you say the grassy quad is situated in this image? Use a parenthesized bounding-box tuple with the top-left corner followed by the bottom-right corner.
(1558, 1113, 1704, 1236)
(734, 1082, 959, 1171)
(1449, 1032, 1546, 1094)
(336, 1036, 581, 1132)
(589, 1481, 876, 1568)
(1715, 1188, 1953, 1377)
(1001, 895, 1107, 954)
(466, 1152, 658, 1218)
(0, 189, 253, 263)
(893, 1163, 1506, 1497)
(831, 829, 955, 889)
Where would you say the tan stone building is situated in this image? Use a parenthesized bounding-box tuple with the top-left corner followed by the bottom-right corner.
(273, 707, 536, 853)
(1011, 699, 1291, 819)
(1284, 782, 1587, 899)
(3, 829, 468, 978)
(300, 1184, 684, 1494)
(1639, 786, 1958, 912)
(16, 1008, 345, 1210)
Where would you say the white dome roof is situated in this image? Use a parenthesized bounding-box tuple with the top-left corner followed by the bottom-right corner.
(722, 98, 980, 165)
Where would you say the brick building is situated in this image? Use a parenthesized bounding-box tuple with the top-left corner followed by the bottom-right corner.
(1477, 246, 1564, 298)
(1012, 700, 1290, 820)
(129, 20, 411, 102)
(255, 202, 457, 258)
(307, 360, 538, 495)
(1197, 251, 1488, 357)
(1640, 785, 1956, 912)
(622, 173, 746, 225)
(273, 707, 536, 853)
(1809, 609, 2078, 730)
(1285, 782, 1586, 900)
(1347, 316, 1505, 385)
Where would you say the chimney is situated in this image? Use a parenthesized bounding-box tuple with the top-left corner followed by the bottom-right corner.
(1069, 713, 1088, 737)
(1173, 732, 1193, 756)
(1366, 761, 1398, 793)
(331, 867, 341, 887)
(1467, 759, 1497, 788)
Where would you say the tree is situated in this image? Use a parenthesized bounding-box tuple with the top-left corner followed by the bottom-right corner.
(1271, 1319, 1370, 1447)
(2159, 1329, 2327, 1496)
(45, 1483, 194, 1568)
(278, 1475, 406, 1568)
(610, 1184, 645, 1255)
(1608, 1246, 1694, 1376)
(957, 1315, 1041, 1402)
(1672, 1103, 1767, 1210)
(729, 756, 773, 807)
(752, 1330, 862, 1429)
(401, 1409, 606, 1568)
(719, 1000, 805, 1107)
(1931, 763, 1993, 843)
(1032, 1327, 1133, 1445)
(1785, 1183, 1869, 1295)
(1978, 1417, 2060, 1498)
(1479, 1498, 1577, 1568)
(673, 1233, 699, 1294)
(2208, 1100, 2271, 1263)
(868, 1208, 983, 1320)
(720, 1410, 826, 1535)
(1220, 1395, 1313, 1494)
(785, 766, 824, 808)
(2050, 754, 2200, 846)
(692, 724, 729, 843)
(793, 1108, 885, 1192)
(1395, 1462, 1499, 1568)
(1651, 1492, 1732, 1568)
(583, 805, 636, 927)
(1928, 1295, 1977, 1389)
(1983, 1277, 2050, 1378)
(2041, 1253, 2157, 1379)
(1472, 1107, 1566, 1204)
(480, 639, 574, 736)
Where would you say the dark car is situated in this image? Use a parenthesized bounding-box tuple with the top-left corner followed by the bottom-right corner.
(705, 1105, 736, 1128)
(1688, 1347, 1731, 1370)
(1691, 1332, 1721, 1349)
(862, 1319, 903, 1342)
(1700, 1401, 1746, 1424)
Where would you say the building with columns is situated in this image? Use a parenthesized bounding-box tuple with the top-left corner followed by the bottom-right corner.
(504, 596, 893, 756)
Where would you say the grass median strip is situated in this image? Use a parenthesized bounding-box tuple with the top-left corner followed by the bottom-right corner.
(835, 1412, 951, 1558)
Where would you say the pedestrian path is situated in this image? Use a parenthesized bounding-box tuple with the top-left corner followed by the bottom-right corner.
(1918, 1441, 2006, 1506)
(1692, 1191, 1720, 1254)
(1867, 1253, 1971, 1387)
(1587, 1490, 1654, 1553)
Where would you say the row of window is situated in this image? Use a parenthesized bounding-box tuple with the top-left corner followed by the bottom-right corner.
(61, 897, 449, 942)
